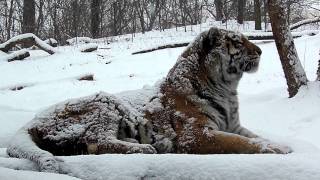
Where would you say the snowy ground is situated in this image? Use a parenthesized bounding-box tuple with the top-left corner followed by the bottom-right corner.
(0, 23, 320, 179)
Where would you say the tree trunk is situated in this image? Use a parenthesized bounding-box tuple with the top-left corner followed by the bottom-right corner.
(317, 50, 320, 81)
(254, 0, 262, 30)
(267, 0, 308, 98)
(6, 0, 14, 40)
(214, 0, 225, 22)
(53, 2, 60, 41)
(22, 0, 35, 34)
(135, 1, 146, 34)
(36, 0, 44, 36)
(91, 0, 101, 38)
(71, 0, 79, 38)
(237, 0, 246, 24)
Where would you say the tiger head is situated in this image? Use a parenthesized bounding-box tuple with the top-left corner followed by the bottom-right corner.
(200, 27, 262, 82)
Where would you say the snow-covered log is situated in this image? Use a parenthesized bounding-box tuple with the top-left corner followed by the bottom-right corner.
(290, 17, 320, 30)
(7, 49, 30, 62)
(44, 38, 58, 47)
(0, 49, 30, 62)
(79, 43, 98, 52)
(132, 42, 190, 55)
(77, 74, 94, 81)
(1, 153, 320, 180)
(0, 33, 56, 55)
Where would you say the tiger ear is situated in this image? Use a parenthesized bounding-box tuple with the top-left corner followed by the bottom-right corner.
(202, 27, 221, 54)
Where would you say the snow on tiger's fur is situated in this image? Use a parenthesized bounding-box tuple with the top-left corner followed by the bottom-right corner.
(7, 27, 291, 173)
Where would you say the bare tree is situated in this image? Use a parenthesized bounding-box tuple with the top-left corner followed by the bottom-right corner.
(35, 0, 45, 36)
(91, 0, 101, 38)
(22, 0, 35, 33)
(254, 0, 262, 30)
(71, 0, 79, 38)
(6, 0, 15, 40)
(214, 0, 226, 22)
(267, 0, 308, 97)
(237, 0, 246, 24)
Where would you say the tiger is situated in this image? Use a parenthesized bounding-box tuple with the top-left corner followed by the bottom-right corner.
(7, 27, 291, 173)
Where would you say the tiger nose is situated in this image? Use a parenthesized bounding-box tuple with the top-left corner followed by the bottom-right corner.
(256, 46, 262, 55)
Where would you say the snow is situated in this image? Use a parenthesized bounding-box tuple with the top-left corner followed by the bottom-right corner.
(0, 167, 80, 180)
(0, 23, 320, 179)
(66, 37, 93, 45)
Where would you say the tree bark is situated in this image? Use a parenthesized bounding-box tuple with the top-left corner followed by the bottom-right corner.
(36, 0, 44, 36)
(237, 0, 246, 24)
(214, 0, 225, 22)
(91, 0, 101, 38)
(317, 50, 320, 81)
(254, 0, 262, 30)
(71, 0, 79, 37)
(22, 0, 35, 34)
(267, 0, 308, 98)
(6, 0, 14, 40)
(132, 42, 190, 55)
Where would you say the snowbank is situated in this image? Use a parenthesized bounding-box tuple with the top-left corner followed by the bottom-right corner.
(0, 167, 80, 180)
(0, 152, 320, 180)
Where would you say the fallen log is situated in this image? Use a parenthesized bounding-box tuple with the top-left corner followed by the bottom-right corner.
(0, 33, 56, 55)
(132, 43, 189, 55)
(78, 74, 95, 81)
(44, 38, 58, 47)
(79, 43, 98, 52)
(132, 31, 319, 55)
(290, 17, 320, 30)
(7, 49, 30, 62)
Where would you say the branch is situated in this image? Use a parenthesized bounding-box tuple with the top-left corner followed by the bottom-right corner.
(132, 42, 190, 55)
(132, 31, 319, 55)
(290, 17, 320, 30)
(0, 33, 56, 55)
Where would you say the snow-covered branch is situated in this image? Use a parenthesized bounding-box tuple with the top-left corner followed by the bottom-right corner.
(132, 42, 190, 55)
(290, 17, 320, 30)
(132, 31, 319, 55)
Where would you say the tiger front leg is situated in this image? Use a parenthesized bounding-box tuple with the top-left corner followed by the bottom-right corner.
(232, 125, 292, 154)
(178, 128, 290, 154)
